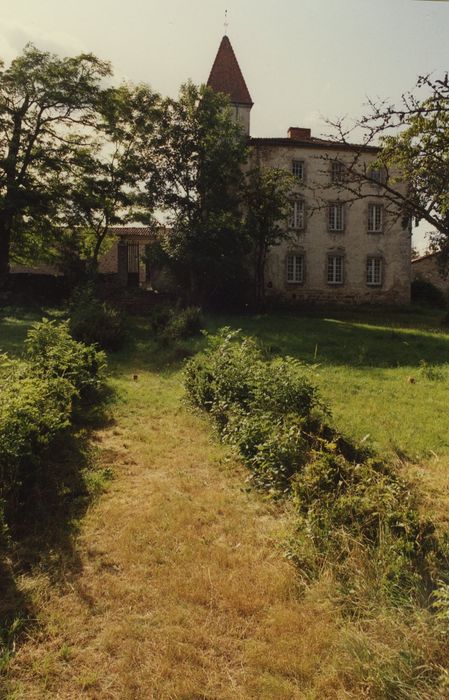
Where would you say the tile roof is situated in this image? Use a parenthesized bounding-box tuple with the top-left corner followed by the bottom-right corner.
(110, 227, 153, 238)
(207, 35, 253, 107)
(412, 252, 439, 263)
(250, 137, 379, 153)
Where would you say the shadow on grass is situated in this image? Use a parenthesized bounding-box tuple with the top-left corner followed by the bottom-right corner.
(0, 393, 115, 673)
(109, 316, 205, 377)
(207, 309, 449, 369)
(0, 307, 65, 357)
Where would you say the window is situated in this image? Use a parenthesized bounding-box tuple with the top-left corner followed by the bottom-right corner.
(292, 160, 305, 180)
(290, 199, 305, 230)
(368, 203, 383, 233)
(366, 257, 383, 286)
(286, 253, 304, 283)
(368, 168, 387, 185)
(327, 255, 344, 285)
(331, 160, 345, 183)
(328, 203, 344, 231)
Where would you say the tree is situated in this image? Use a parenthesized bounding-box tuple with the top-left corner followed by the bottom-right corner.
(57, 82, 162, 276)
(321, 74, 449, 254)
(243, 167, 295, 303)
(0, 44, 111, 277)
(155, 82, 249, 305)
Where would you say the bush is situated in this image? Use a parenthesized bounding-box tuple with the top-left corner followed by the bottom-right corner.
(164, 306, 202, 341)
(0, 318, 108, 548)
(149, 305, 174, 335)
(411, 278, 447, 308)
(24, 318, 106, 397)
(184, 330, 262, 414)
(69, 286, 125, 351)
(0, 360, 73, 493)
(183, 328, 449, 607)
(149, 305, 203, 344)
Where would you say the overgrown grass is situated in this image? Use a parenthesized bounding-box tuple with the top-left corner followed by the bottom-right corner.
(2, 304, 449, 699)
(0, 310, 113, 685)
(208, 307, 449, 458)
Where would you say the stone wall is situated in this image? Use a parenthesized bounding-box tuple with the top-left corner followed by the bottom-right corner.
(254, 144, 412, 305)
(412, 254, 448, 293)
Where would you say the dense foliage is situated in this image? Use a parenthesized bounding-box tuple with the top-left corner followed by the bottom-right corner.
(243, 167, 296, 303)
(0, 319, 106, 549)
(154, 83, 250, 306)
(0, 45, 111, 276)
(69, 287, 126, 350)
(184, 329, 449, 607)
(149, 305, 203, 343)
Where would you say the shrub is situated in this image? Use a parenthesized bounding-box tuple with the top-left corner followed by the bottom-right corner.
(229, 414, 310, 491)
(0, 357, 74, 511)
(185, 329, 324, 486)
(289, 453, 444, 599)
(149, 305, 174, 335)
(149, 305, 203, 344)
(24, 318, 106, 397)
(69, 286, 126, 351)
(164, 306, 202, 340)
(183, 328, 449, 607)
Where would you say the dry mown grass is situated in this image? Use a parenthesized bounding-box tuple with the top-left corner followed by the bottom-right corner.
(3, 369, 349, 699)
(4, 309, 449, 699)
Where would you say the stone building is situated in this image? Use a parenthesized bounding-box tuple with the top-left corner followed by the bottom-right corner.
(208, 35, 412, 305)
(412, 252, 449, 295)
(11, 36, 412, 304)
(11, 227, 156, 288)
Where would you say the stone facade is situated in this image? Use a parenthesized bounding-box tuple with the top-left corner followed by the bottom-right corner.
(11, 229, 152, 288)
(253, 141, 411, 305)
(412, 253, 449, 294)
(208, 35, 412, 306)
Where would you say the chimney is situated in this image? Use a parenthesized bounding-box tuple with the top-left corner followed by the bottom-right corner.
(288, 127, 311, 140)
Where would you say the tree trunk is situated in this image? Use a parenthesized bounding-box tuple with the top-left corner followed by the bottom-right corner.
(255, 243, 266, 306)
(0, 212, 12, 280)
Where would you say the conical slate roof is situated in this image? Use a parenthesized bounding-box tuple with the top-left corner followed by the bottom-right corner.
(207, 35, 253, 106)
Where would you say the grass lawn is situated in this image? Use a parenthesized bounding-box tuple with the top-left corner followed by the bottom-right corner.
(210, 306, 449, 459)
(2, 303, 449, 698)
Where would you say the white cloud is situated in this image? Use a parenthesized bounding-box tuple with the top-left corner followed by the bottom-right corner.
(0, 17, 87, 64)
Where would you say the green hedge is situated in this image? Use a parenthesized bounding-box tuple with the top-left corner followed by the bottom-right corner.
(0, 319, 107, 548)
(184, 329, 449, 605)
(69, 286, 126, 351)
(24, 318, 106, 396)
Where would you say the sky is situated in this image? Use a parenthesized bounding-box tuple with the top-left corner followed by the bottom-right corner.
(0, 0, 448, 250)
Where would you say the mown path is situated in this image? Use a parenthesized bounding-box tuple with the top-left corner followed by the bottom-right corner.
(5, 353, 343, 699)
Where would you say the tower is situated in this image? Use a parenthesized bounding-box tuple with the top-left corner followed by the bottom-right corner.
(207, 35, 253, 135)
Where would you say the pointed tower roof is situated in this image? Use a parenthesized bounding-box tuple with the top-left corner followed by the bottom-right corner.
(207, 35, 253, 107)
